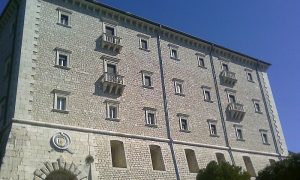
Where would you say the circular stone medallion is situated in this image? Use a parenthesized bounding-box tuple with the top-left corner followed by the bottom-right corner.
(52, 132, 71, 150)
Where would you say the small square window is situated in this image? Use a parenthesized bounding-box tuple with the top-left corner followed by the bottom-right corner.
(60, 14, 69, 26)
(105, 100, 120, 121)
(58, 54, 68, 67)
(141, 39, 148, 50)
(198, 58, 205, 67)
(52, 89, 70, 113)
(105, 26, 115, 36)
(174, 79, 184, 96)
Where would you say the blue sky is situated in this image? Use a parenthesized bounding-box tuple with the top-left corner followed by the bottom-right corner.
(1, 0, 299, 152)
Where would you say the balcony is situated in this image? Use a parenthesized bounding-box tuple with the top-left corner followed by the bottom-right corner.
(101, 73, 125, 95)
(101, 33, 122, 53)
(220, 70, 237, 86)
(227, 103, 245, 121)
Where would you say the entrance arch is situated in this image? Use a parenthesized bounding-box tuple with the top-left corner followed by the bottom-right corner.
(34, 157, 87, 180)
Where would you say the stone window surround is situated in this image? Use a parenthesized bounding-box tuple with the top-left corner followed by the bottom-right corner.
(55, 47, 71, 70)
(196, 52, 206, 68)
(219, 57, 230, 71)
(56, 7, 72, 28)
(177, 113, 190, 133)
(201, 85, 213, 103)
(173, 78, 185, 96)
(252, 99, 263, 114)
(52, 89, 70, 114)
(105, 99, 120, 122)
(143, 107, 157, 128)
(207, 119, 219, 137)
(225, 88, 237, 103)
(259, 129, 270, 145)
(233, 124, 245, 141)
(137, 33, 150, 51)
(141, 70, 154, 89)
(101, 55, 120, 74)
(245, 68, 255, 83)
(168, 43, 180, 60)
(102, 17, 118, 35)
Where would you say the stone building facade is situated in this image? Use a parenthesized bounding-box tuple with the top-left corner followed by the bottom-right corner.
(0, 0, 288, 179)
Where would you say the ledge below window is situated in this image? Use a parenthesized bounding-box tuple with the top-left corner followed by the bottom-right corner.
(236, 138, 245, 142)
(198, 65, 207, 69)
(105, 118, 120, 122)
(175, 92, 185, 97)
(170, 57, 180, 61)
(204, 99, 213, 103)
(255, 111, 263, 114)
(52, 109, 69, 114)
(180, 129, 191, 133)
(263, 142, 270, 145)
(57, 23, 71, 28)
(142, 85, 154, 89)
(210, 134, 220, 137)
(54, 65, 71, 70)
(139, 47, 150, 52)
(145, 124, 158, 128)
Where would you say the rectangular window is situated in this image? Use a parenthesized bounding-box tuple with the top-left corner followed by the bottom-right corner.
(52, 89, 70, 113)
(210, 124, 217, 135)
(144, 76, 152, 87)
(107, 64, 117, 74)
(57, 8, 72, 27)
(105, 100, 120, 121)
(198, 57, 205, 67)
(253, 99, 262, 113)
(55, 48, 71, 69)
(56, 97, 66, 111)
(243, 156, 256, 177)
(260, 130, 269, 145)
(254, 103, 261, 112)
(216, 153, 226, 164)
(150, 145, 165, 171)
(144, 107, 157, 127)
(247, 72, 253, 82)
(236, 128, 243, 140)
(171, 49, 178, 59)
(181, 119, 188, 131)
(174, 79, 184, 95)
(111, 140, 127, 168)
(185, 149, 199, 173)
(105, 26, 115, 36)
(204, 90, 211, 101)
(178, 113, 190, 132)
(228, 94, 236, 103)
(141, 39, 148, 50)
(141, 70, 153, 88)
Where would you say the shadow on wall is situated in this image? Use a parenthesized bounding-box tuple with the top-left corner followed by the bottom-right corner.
(0, 123, 12, 169)
(94, 76, 121, 99)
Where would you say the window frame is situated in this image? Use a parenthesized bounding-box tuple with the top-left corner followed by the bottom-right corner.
(260, 129, 270, 145)
(101, 55, 120, 74)
(173, 78, 184, 96)
(201, 86, 213, 102)
(225, 89, 237, 103)
(52, 89, 70, 114)
(252, 99, 263, 114)
(105, 100, 120, 121)
(245, 69, 255, 83)
(137, 34, 150, 51)
(168, 44, 180, 60)
(144, 107, 157, 127)
(141, 70, 154, 89)
(55, 48, 71, 70)
(178, 113, 190, 133)
(56, 7, 72, 28)
(196, 52, 206, 68)
(234, 124, 245, 141)
(207, 119, 219, 137)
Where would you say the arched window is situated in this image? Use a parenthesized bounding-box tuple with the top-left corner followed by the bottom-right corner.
(149, 145, 165, 171)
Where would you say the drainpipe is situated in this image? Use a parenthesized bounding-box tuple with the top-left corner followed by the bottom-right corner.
(156, 25, 180, 180)
(255, 63, 282, 160)
(208, 44, 235, 165)
(0, 0, 20, 156)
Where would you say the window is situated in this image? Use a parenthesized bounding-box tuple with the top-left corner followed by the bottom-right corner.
(141, 70, 153, 88)
(105, 26, 115, 36)
(228, 94, 236, 103)
(216, 153, 226, 164)
(222, 63, 229, 71)
(55, 48, 71, 69)
(245, 69, 254, 82)
(111, 140, 127, 168)
(57, 8, 72, 27)
(103, 22, 118, 44)
(202, 86, 212, 102)
(144, 107, 157, 127)
(178, 113, 190, 132)
(252, 99, 262, 113)
(185, 149, 199, 173)
(207, 120, 218, 136)
(149, 145, 165, 171)
(260, 130, 269, 145)
(243, 156, 256, 177)
(169, 44, 179, 60)
(105, 100, 120, 121)
(234, 125, 244, 141)
(137, 34, 150, 51)
(173, 78, 184, 96)
(52, 89, 70, 113)
(196, 52, 206, 68)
